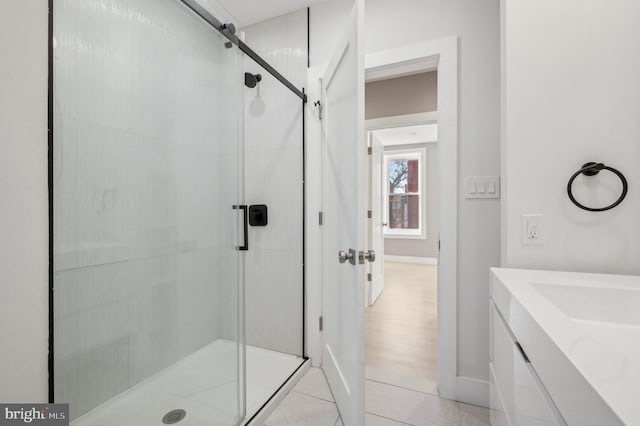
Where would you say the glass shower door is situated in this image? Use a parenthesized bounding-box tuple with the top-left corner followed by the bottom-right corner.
(52, 0, 245, 424)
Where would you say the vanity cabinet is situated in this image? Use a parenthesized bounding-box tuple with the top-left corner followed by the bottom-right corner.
(490, 268, 629, 425)
(489, 300, 565, 425)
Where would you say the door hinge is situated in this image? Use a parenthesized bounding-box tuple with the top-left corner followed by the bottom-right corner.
(367, 273, 372, 281)
(368, 147, 372, 155)
(318, 211, 323, 226)
(314, 100, 323, 120)
(319, 316, 323, 331)
(367, 210, 372, 219)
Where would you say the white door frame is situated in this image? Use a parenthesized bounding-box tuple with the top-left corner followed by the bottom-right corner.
(365, 132, 386, 307)
(364, 37, 459, 400)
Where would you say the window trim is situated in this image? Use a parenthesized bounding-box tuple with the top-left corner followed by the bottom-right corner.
(383, 147, 427, 239)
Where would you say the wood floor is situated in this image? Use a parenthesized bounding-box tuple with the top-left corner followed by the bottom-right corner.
(365, 262, 438, 380)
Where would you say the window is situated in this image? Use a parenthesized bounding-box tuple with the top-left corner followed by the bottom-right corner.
(384, 148, 426, 238)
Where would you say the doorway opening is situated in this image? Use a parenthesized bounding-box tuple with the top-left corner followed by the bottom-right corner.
(366, 116, 439, 382)
(365, 107, 440, 390)
(362, 47, 454, 396)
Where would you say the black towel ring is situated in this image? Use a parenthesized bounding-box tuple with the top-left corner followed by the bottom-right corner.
(567, 162, 628, 212)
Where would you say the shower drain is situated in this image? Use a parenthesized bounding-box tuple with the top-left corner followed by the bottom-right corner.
(162, 409, 187, 424)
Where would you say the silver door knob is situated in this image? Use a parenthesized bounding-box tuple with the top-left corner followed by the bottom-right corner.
(338, 249, 356, 265)
(364, 250, 376, 262)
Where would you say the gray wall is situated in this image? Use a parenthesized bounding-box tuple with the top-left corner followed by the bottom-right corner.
(366, 71, 437, 119)
(365, 72, 440, 259)
(383, 143, 440, 259)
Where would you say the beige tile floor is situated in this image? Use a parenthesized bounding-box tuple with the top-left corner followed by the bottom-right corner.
(263, 367, 489, 426)
(365, 263, 438, 380)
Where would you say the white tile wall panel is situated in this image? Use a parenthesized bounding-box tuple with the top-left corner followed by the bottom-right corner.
(241, 9, 307, 356)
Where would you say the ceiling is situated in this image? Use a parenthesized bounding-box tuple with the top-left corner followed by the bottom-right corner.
(371, 124, 438, 147)
(216, 0, 337, 27)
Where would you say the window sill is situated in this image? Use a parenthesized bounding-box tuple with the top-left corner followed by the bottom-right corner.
(384, 232, 427, 240)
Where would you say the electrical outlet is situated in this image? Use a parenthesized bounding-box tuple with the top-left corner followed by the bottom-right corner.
(521, 214, 544, 245)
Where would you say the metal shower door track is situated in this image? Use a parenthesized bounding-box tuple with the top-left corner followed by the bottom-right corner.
(180, 0, 308, 103)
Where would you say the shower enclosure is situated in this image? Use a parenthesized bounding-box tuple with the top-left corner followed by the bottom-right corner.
(51, 0, 306, 424)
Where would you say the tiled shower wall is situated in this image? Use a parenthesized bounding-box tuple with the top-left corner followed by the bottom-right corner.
(238, 10, 307, 356)
(53, 0, 243, 418)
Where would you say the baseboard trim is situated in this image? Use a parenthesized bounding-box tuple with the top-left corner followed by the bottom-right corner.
(455, 376, 489, 408)
(384, 255, 438, 265)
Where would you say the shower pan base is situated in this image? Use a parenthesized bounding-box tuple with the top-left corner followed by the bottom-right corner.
(70, 340, 303, 426)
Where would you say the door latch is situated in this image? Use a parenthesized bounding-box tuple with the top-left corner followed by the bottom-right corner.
(357, 250, 376, 264)
(364, 250, 376, 262)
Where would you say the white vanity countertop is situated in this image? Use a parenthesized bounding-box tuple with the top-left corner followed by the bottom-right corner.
(491, 268, 640, 425)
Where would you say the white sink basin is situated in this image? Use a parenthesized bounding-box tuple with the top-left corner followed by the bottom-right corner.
(492, 268, 640, 425)
(532, 282, 640, 326)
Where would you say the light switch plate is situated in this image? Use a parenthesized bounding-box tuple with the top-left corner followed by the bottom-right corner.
(464, 176, 500, 199)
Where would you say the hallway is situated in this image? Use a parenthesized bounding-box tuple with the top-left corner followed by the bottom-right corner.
(365, 263, 438, 380)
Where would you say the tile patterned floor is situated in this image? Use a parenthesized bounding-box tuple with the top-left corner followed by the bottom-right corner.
(263, 367, 490, 426)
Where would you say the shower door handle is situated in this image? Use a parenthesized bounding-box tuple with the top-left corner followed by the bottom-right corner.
(233, 205, 248, 251)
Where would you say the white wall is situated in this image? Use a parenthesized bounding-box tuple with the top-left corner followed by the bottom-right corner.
(241, 9, 307, 356)
(502, 0, 640, 274)
(311, 0, 501, 389)
(0, 0, 49, 403)
(309, 0, 353, 69)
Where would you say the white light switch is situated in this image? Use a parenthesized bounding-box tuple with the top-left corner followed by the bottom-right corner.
(464, 176, 500, 199)
(521, 214, 544, 245)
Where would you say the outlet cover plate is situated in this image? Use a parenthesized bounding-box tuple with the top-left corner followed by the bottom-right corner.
(521, 214, 544, 245)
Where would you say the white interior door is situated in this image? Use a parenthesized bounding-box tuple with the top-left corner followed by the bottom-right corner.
(369, 134, 384, 305)
(320, 3, 365, 426)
